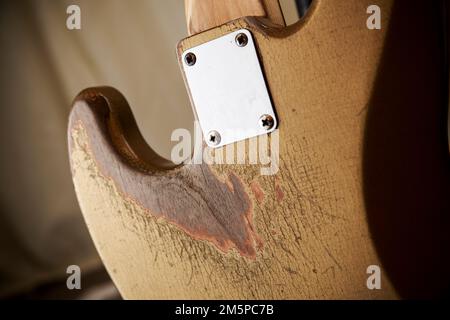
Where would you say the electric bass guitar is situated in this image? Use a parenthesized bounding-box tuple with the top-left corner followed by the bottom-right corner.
(68, 0, 450, 299)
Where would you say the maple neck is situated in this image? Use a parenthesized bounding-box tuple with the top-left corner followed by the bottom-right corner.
(184, 0, 285, 35)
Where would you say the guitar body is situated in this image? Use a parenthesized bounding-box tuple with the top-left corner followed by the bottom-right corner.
(68, 0, 450, 299)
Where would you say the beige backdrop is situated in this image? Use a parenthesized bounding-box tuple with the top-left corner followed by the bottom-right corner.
(0, 0, 298, 296)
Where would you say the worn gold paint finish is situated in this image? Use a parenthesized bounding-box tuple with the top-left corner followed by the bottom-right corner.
(68, 0, 401, 299)
(69, 0, 450, 299)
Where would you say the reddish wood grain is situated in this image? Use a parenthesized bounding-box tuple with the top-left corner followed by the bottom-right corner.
(69, 87, 263, 258)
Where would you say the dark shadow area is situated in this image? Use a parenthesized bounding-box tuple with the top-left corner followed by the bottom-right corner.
(364, 0, 450, 299)
(6, 266, 121, 300)
(295, 0, 312, 18)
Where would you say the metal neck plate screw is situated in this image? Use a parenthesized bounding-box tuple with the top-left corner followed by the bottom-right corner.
(207, 130, 221, 146)
(235, 33, 248, 47)
(184, 52, 197, 66)
(260, 114, 275, 130)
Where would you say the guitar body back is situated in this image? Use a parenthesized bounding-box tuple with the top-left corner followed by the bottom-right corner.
(68, 0, 450, 299)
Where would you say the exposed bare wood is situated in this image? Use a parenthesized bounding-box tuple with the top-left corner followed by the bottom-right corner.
(185, 0, 285, 35)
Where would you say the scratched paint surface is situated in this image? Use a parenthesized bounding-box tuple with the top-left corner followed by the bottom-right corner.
(69, 101, 262, 259)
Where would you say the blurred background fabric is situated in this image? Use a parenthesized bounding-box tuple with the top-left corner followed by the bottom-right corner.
(0, 0, 299, 298)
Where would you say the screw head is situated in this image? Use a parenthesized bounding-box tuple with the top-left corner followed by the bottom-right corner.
(259, 114, 275, 131)
(235, 33, 248, 47)
(207, 130, 221, 146)
(184, 52, 196, 66)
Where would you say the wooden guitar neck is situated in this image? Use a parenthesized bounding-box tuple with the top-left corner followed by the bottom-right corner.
(185, 0, 285, 35)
